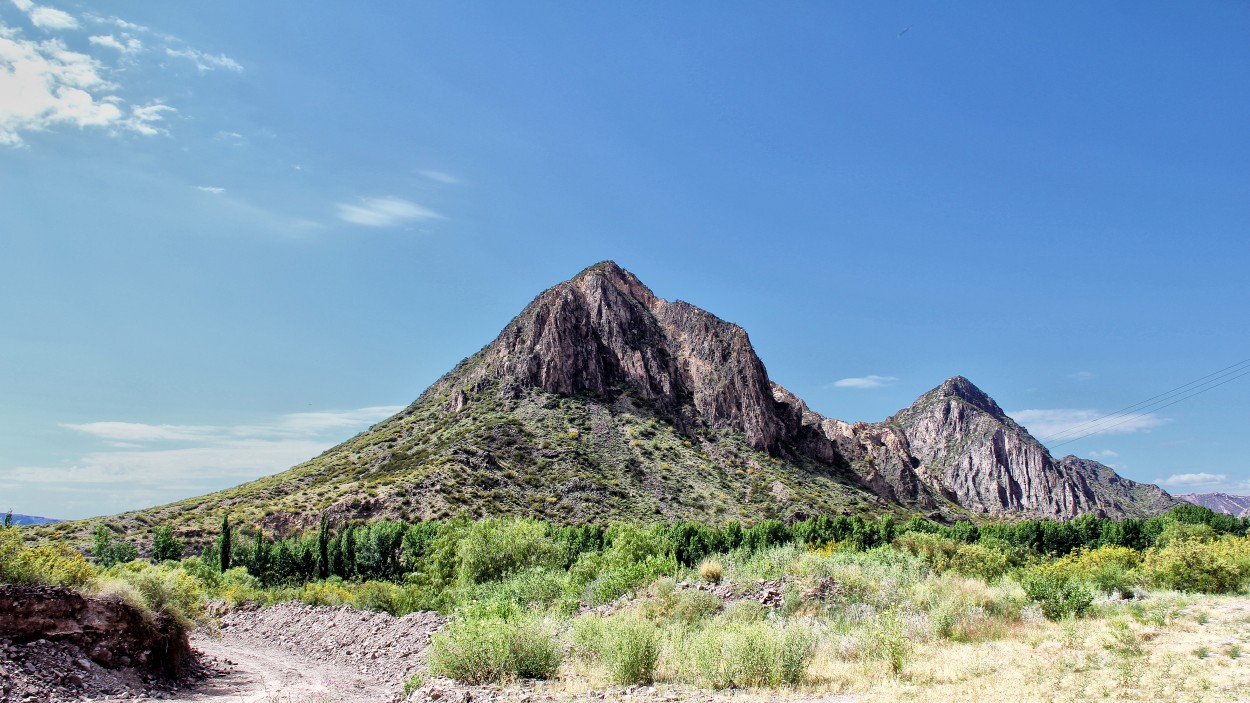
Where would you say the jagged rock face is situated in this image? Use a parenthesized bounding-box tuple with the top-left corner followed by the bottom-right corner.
(771, 384, 938, 510)
(1058, 456, 1179, 519)
(461, 262, 789, 452)
(885, 377, 1177, 519)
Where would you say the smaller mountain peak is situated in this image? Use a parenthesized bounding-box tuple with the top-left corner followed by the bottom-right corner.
(929, 376, 1006, 417)
(569, 260, 656, 304)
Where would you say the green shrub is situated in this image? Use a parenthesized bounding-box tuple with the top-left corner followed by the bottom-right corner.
(894, 532, 959, 572)
(638, 579, 722, 624)
(1020, 569, 1093, 620)
(599, 616, 661, 684)
(151, 526, 184, 563)
(427, 613, 561, 683)
(1048, 545, 1142, 596)
(351, 580, 404, 614)
(298, 579, 353, 607)
(949, 542, 1011, 582)
(1141, 535, 1250, 594)
(456, 517, 562, 585)
(466, 566, 572, 614)
(98, 562, 205, 630)
(682, 620, 817, 688)
(857, 609, 911, 675)
(218, 566, 266, 605)
(0, 527, 97, 588)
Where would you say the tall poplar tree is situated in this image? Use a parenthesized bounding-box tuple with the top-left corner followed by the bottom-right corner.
(217, 514, 232, 572)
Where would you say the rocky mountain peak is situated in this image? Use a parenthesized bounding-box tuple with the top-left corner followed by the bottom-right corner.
(446, 262, 790, 452)
(569, 260, 658, 308)
(928, 375, 1007, 418)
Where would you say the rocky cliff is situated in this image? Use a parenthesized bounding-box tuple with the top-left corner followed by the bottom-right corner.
(431, 262, 793, 453)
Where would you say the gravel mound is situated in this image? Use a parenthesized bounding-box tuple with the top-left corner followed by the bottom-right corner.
(0, 636, 224, 703)
(217, 602, 445, 690)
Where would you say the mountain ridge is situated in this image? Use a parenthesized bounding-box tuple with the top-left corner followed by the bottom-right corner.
(35, 261, 1177, 544)
(1177, 492, 1250, 517)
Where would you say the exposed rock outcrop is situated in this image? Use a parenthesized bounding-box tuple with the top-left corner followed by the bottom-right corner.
(0, 584, 189, 677)
(439, 261, 792, 452)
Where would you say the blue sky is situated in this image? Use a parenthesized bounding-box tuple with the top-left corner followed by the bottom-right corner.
(2, 2, 1247, 520)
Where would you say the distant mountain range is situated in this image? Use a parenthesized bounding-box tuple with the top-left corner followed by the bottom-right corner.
(41, 262, 1177, 545)
(1176, 492, 1250, 517)
(6, 513, 61, 526)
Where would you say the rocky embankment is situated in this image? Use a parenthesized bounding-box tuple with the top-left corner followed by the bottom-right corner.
(0, 584, 200, 702)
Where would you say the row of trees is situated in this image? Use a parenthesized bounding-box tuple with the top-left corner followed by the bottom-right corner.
(167, 503, 1249, 588)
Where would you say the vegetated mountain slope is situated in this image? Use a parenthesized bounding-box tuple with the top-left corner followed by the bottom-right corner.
(1177, 492, 1250, 517)
(40, 262, 1175, 546)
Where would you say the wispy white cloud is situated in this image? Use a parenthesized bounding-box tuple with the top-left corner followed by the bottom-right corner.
(834, 375, 899, 389)
(61, 406, 404, 443)
(165, 46, 242, 72)
(1011, 408, 1167, 440)
(124, 101, 175, 135)
(1088, 449, 1119, 459)
(88, 34, 141, 54)
(336, 196, 443, 227)
(419, 170, 460, 185)
(1158, 472, 1226, 488)
(1, 11, 238, 146)
(0, 33, 122, 145)
(28, 5, 77, 31)
(1069, 371, 1095, 381)
(196, 185, 224, 194)
(8, 405, 406, 517)
(0, 24, 180, 145)
(83, 14, 149, 34)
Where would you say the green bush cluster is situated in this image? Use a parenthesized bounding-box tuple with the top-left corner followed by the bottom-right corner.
(0, 527, 96, 588)
(573, 614, 661, 684)
(680, 619, 818, 688)
(426, 610, 561, 684)
(1021, 569, 1094, 620)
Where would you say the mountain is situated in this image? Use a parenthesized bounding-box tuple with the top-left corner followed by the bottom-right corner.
(38, 262, 1176, 544)
(1177, 492, 1250, 517)
(5, 514, 61, 526)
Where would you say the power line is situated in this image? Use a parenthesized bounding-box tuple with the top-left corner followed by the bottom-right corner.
(1042, 356, 1250, 442)
(1044, 359, 1250, 448)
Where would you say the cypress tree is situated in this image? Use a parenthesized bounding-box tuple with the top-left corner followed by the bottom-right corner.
(317, 514, 330, 580)
(253, 529, 270, 585)
(218, 514, 232, 572)
(343, 524, 357, 578)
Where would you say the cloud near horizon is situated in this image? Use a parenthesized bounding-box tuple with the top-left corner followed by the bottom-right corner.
(2, 405, 404, 519)
(1010, 408, 1167, 441)
(833, 375, 899, 389)
(1158, 472, 1226, 489)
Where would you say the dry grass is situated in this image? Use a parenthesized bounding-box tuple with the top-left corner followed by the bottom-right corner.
(821, 594, 1250, 703)
(528, 594, 1250, 702)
